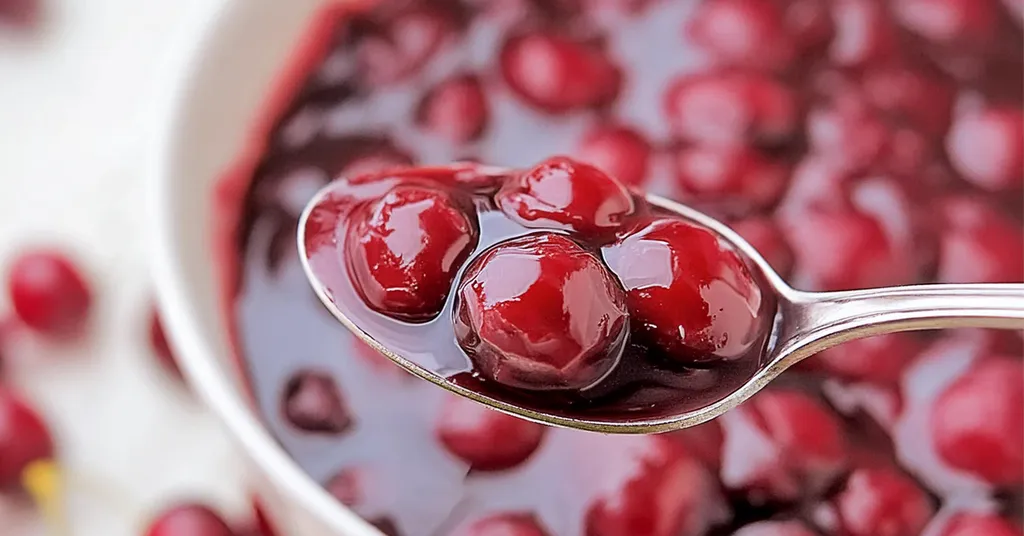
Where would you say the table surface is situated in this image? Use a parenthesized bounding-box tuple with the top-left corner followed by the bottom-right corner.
(0, 1, 252, 534)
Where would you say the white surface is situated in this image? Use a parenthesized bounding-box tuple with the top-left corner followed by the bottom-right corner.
(0, 1, 250, 534)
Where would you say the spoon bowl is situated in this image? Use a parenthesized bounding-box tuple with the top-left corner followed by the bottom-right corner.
(298, 166, 1024, 434)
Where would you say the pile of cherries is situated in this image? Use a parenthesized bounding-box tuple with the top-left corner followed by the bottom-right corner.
(235, 0, 1023, 534)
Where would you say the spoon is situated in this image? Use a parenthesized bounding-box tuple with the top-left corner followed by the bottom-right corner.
(297, 166, 1024, 434)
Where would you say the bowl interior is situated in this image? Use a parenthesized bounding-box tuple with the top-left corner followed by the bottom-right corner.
(151, 0, 377, 533)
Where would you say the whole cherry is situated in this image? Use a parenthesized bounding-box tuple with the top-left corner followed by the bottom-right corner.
(281, 371, 353, 435)
(0, 388, 54, 489)
(810, 333, 922, 384)
(686, 0, 796, 71)
(673, 145, 790, 212)
(416, 73, 490, 144)
(603, 218, 767, 363)
(7, 249, 92, 339)
(576, 125, 653, 187)
(833, 467, 935, 536)
(496, 156, 636, 240)
(144, 504, 236, 536)
(946, 106, 1024, 192)
(346, 184, 478, 322)
(455, 233, 629, 391)
(435, 394, 546, 471)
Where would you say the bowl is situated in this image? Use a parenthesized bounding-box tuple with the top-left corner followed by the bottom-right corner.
(148, 0, 379, 533)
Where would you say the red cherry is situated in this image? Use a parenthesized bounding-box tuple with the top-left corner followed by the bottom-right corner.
(732, 520, 817, 536)
(834, 467, 935, 536)
(149, 308, 182, 379)
(435, 395, 547, 471)
(416, 74, 490, 144)
(281, 371, 352, 435)
(576, 125, 653, 187)
(783, 0, 834, 53)
(0, 0, 39, 28)
(829, 0, 897, 67)
(729, 217, 794, 278)
(452, 513, 551, 536)
(686, 0, 796, 71)
(500, 32, 621, 114)
(666, 419, 724, 471)
(810, 334, 922, 384)
(585, 438, 710, 536)
(346, 185, 478, 322)
(0, 388, 54, 488)
(725, 389, 849, 501)
(603, 218, 767, 364)
(935, 197, 1023, 284)
(806, 91, 889, 174)
(663, 71, 798, 147)
(455, 233, 628, 391)
(781, 208, 912, 291)
(941, 513, 1023, 536)
(7, 250, 92, 339)
(930, 356, 1023, 486)
(947, 107, 1024, 192)
(358, 8, 452, 86)
(144, 504, 236, 536)
(496, 156, 636, 240)
(861, 65, 956, 139)
(673, 145, 791, 212)
(892, 0, 998, 46)
(326, 467, 366, 507)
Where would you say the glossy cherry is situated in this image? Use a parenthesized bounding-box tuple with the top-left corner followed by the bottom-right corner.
(946, 106, 1024, 192)
(7, 249, 92, 338)
(435, 394, 546, 471)
(833, 467, 935, 536)
(602, 218, 767, 363)
(935, 196, 1024, 284)
(496, 156, 636, 240)
(455, 233, 629, 391)
(144, 504, 236, 536)
(452, 513, 551, 536)
(724, 388, 849, 501)
(673, 145, 790, 212)
(281, 371, 352, 435)
(941, 513, 1023, 536)
(576, 125, 653, 187)
(686, 0, 796, 71)
(358, 7, 452, 87)
(663, 70, 798, 147)
(499, 31, 621, 114)
(0, 388, 54, 489)
(732, 520, 817, 536)
(346, 184, 478, 322)
(930, 355, 1023, 486)
(416, 73, 490, 144)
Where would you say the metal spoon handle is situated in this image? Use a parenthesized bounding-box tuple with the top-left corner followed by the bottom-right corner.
(774, 284, 1024, 361)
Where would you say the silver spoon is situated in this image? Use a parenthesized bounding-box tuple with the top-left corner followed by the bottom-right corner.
(297, 168, 1024, 434)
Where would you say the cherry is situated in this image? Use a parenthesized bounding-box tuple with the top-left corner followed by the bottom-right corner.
(499, 31, 621, 114)
(602, 218, 767, 363)
(0, 0, 39, 28)
(416, 73, 490, 144)
(576, 125, 653, 187)
(0, 388, 53, 489)
(495, 156, 636, 240)
(585, 438, 710, 536)
(941, 513, 1023, 536)
(666, 419, 724, 471)
(326, 467, 366, 507)
(346, 184, 478, 322)
(946, 107, 1024, 192)
(732, 520, 817, 536)
(729, 217, 794, 278)
(935, 197, 1024, 283)
(149, 307, 182, 379)
(724, 389, 849, 501)
(686, 0, 796, 71)
(829, 0, 897, 67)
(435, 394, 546, 471)
(781, 208, 912, 291)
(930, 355, 1023, 486)
(810, 333, 922, 384)
(892, 0, 998, 46)
(663, 70, 798, 147)
(452, 513, 551, 536)
(673, 145, 790, 212)
(281, 371, 352, 435)
(861, 65, 956, 139)
(455, 233, 629, 391)
(806, 91, 890, 174)
(144, 504, 236, 536)
(7, 249, 92, 338)
(833, 467, 935, 536)
(357, 7, 452, 87)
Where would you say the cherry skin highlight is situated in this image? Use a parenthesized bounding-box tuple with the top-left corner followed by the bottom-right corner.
(496, 156, 636, 240)
(346, 184, 478, 322)
(455, 233, 629, 391)
(602, 218, 766, 363)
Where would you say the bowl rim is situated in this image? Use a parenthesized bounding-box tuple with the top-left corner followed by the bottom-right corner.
(147, 1, 378, 533)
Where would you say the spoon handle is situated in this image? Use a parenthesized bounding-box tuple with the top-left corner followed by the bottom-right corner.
(777, 283, 1024, 358)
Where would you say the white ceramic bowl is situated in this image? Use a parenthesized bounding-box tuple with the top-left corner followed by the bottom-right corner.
(148, 0, 379, 533)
